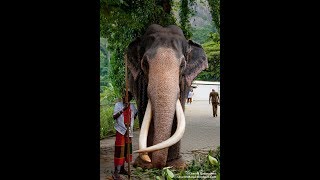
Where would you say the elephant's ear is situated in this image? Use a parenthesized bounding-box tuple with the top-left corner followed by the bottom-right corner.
(126, 37, 142, 81)
(184, 40, 208, 86)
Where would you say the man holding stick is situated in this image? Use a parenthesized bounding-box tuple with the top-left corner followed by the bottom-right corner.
(112, 91, 138, 180)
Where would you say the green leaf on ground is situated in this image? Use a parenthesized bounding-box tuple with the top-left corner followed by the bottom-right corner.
(166, 168, 174, 178)
(208, 155, 218, 165)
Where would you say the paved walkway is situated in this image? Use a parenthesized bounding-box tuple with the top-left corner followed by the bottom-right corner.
(100, 100, 220, 179)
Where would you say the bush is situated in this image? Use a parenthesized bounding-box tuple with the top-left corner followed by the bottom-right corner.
(100, 84, 118, 139)
(196, 38, 220, 81)
(132, 146, 221, 180)
(100, 105, 116, 139)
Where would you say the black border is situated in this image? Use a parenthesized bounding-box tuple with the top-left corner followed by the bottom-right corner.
(221, 1, 319, 179)
(3, 0, 318, 179)
(3, 1, 100, 179)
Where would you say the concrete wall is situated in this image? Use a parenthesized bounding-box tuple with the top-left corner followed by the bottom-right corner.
(191, 84, 220, 101)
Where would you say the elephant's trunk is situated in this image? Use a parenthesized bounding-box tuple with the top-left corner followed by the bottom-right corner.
(145, 74, 181, 168)
(137, 47, 183, 168)
(150, 95, 177, 168)
(136, 100, 186, 154)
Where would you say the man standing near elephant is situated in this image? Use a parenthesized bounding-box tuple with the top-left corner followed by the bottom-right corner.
(209, 89, 220, 117)
(112, 91, 138, 180)
(187, 89, 194, 104)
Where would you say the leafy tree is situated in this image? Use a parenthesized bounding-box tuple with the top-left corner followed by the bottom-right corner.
(100, 38, 109, 87)
(195, 0, 220, 81)
(100, 0, 177, 95)
(179, 0, 196, 39)
(196, 33, 220, 81)
(100, 0, 220, 94)
(208, 0, 220, 34)
(191, 24, 216, 44)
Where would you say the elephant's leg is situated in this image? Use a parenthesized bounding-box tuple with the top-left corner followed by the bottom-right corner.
(166, 116, 187, 170)
(167, 141, 180, 161)
(166, 140, 187, 170)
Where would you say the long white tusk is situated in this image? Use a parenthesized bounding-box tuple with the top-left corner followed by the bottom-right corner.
(138, 99, 152, 162)
(134, 99, 186, 153)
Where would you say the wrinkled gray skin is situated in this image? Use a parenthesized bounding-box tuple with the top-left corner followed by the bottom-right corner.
(126, 24, 208, 169)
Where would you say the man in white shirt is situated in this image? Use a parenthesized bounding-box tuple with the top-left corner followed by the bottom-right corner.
(112, 91, 138, 180)
(187, 89, 194, 104)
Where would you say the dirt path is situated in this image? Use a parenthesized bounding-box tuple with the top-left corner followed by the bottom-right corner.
(100, 100, 220, 179)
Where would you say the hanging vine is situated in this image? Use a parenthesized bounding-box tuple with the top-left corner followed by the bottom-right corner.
(208, 0, 220, 34)
(179, 0, 196, 39)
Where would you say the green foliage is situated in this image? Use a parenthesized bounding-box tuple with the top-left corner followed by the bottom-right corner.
(213, 146, 220, 179)
(179, 0, 196, 39)
(209, 31, 220, 43)
(108, 50, 126, 97)
(182, 147, 220, 179)
(191, 24, 216, 44)
(132, 146, 220, 180)
(100, 0, 178, 95)
(100, 83, 118, 105)
(100, 38, 109, 87)
(186, 0, 217, 43)
(100, 85, 118, 139)
(163, 167, 175, 180)
(132, 166, 175, 180)
(196, 33, 220, 81)
(133, 167, 163, 179)
(208, 0, 220, 34)
(100, 104, 116, 139)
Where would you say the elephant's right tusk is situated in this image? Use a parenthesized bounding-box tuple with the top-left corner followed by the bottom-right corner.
(134, 99, 186, 153)
(138, 99, 152, 162)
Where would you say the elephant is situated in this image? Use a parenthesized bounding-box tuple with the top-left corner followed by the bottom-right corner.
(126, 24, 208, 169)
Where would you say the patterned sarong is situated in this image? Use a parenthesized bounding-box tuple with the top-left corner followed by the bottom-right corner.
(114, 108, 132, 166)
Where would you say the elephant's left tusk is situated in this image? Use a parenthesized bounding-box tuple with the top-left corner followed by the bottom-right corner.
(140, 153, 151, 163)
(138, 99, 152, 162)
(134, 99, 186, 153)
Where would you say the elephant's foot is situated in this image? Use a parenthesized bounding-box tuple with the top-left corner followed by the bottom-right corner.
(166, 156, 187, 170)
(133, 156, 153, 169)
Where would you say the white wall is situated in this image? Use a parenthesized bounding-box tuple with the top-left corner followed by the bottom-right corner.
(192, 84, 220, 101)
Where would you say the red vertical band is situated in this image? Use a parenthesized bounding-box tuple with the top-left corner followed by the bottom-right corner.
(123, 106, 131, 125)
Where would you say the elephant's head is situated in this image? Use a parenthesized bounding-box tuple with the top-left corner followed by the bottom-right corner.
(126, 24, 208, 168)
